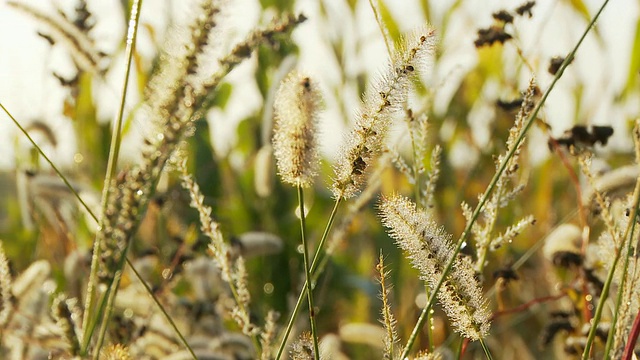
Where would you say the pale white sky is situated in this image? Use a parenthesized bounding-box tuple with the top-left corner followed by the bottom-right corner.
(0, 0, 637, 171)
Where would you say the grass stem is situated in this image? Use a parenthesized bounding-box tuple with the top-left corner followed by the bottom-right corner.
(275, 198, 342, 359)
(81, 0, 143, 351)
(399, 1, 610, 357)
(298, 187, 320, 359)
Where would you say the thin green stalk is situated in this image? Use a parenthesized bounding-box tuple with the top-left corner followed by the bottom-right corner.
(399, 1, 610, 357)
(93, 271, 121, 360)
(455, 337, 464, 359)
(603, 231, 636, 358)
(127, 258, 198, 359)
(0, 103, 97, 221)
(81, 0, 143, 349)
(2, 101, 196, 358)
(367, 0, 393, 56)
(476, 202, 500, 274)
(92, 223, 139, 355)
(479, 338, 494, 360)
(596, 133, 640, 358)
(424, 285, 434, 353)
(0, 101, 103, 355)
(583, 209, 637, 359)
(298, 187, 320, 359)
(404, 303, 430, 359)
(275, 198, 342, 360)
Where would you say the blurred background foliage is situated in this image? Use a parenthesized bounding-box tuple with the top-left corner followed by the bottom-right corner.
(0, 0, 639, 358)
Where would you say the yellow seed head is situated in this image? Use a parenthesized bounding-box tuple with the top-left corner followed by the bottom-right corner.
(272, 71, 323, 188)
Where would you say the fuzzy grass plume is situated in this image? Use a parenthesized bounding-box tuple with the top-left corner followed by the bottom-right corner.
(379, 194, 490, 341)
(332, 27, 436, 199)
(272, 71, 323, 188)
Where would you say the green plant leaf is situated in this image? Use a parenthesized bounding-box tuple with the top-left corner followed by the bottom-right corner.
(376, 0, 400, 45)
(566, 0, 591, 24)
(623, 18, 640, 97)
(210, 82, 233, 109)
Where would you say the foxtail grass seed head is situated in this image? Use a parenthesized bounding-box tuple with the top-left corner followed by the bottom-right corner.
(414, 351, 444, 360)
(97, 167, 151, 284)
(332, 27, 436, 199)
(272, 71, 323, 187)
(52, 294, 81, 356)
(291, 332, 315, 360)
(260, 310, 279, 360)
(379, 194, 490, 340)
(101, 344, 133, 360)
(377, 253, 400, 358)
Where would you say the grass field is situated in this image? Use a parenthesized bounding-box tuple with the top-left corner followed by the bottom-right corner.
(0, 0, 639, 359)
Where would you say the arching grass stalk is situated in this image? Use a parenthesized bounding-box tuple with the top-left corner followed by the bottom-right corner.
(3, 97, 197, 358)
(298, 187, 320, 359)
(81, 0, 143, 353)
(399, 1, 611, 357)
(0, 103, 97, 221)
(600, 122, 640, 359)
(126, 258, 198, 359)
(275, 198, 342, 360)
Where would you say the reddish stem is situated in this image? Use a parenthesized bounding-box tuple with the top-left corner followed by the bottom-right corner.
(622, 308, 640, 360)
(491, 292, 567, 321)
(550, 140, 593, 323)
(460, 338, 469, 358)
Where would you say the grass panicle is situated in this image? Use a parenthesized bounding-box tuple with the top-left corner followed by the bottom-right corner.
(260, 310, 280, 360)
(179, 158, 263, 352)
(377, 252, 401, 359)
(332, 27, 436, 199)
(291, 332, 315, 360)
(272, 70, 325, 357)
(379, 194, 490, 341)
(51, 294, 82, 357)
(273, 71, 323, 188)
(467, 79, 538, 273)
